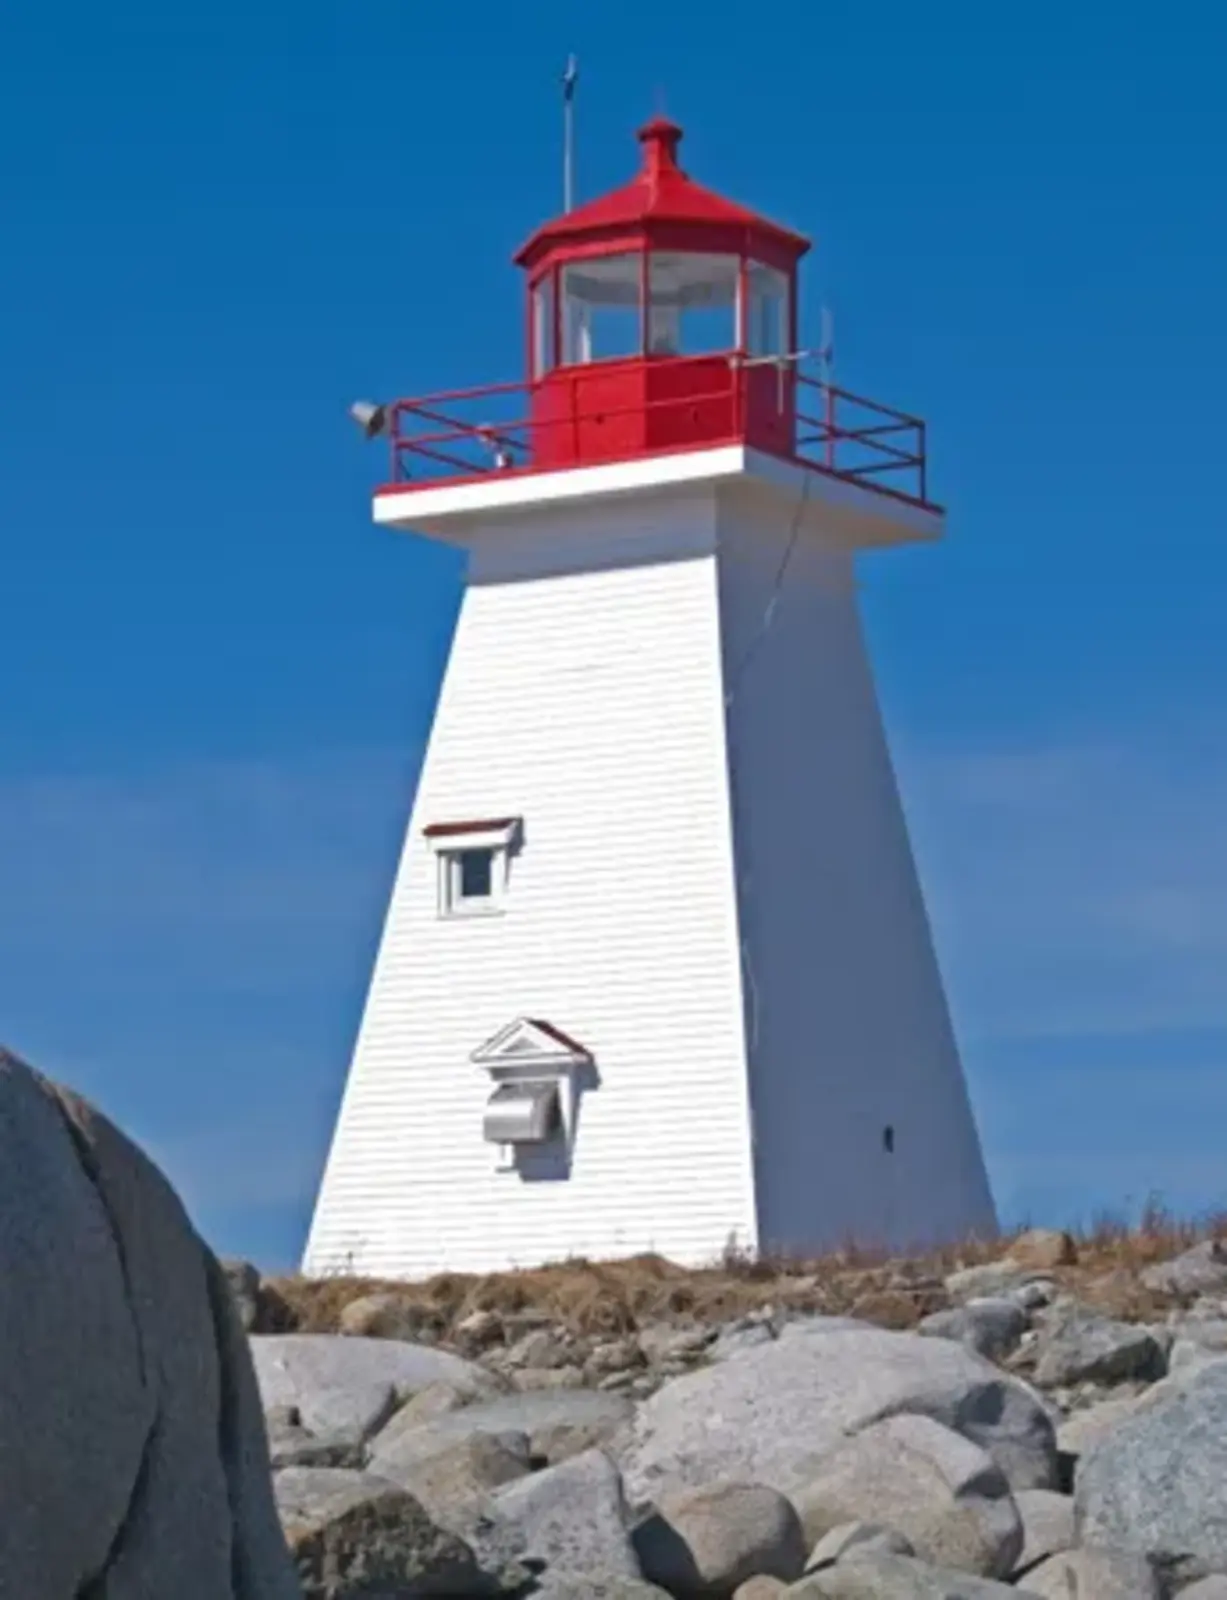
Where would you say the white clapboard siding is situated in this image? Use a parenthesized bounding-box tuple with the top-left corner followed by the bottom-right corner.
(304, 463, 997, 1279)
(304, 491, 757, 1277)
(716, 499, 997, 1254)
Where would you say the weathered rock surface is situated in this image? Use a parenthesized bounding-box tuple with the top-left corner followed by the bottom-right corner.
(1031, 1308, 1166, 1388)
(1180, 1579, 1227, 1600)
(1010, 1489, 1074, 1576)
(252, 1332, 495, 1422)
(1075, 1358, 1227, 1584)
(635, 1479, 807, 1595)
(223, 1257, 263, 1331)
(620, 1325, 1058, 1505)
(1140, 1239, 1227, 1299)
(791, 1414, 1022, 1578)
(1008, 1230, 1078, 1272)
(526, 1576, 673, 1598)
(1019, 1545, 1161, 1598)
(487, 1447, 642, 1580)
(787, 1552, 1024, 1596)
(918, 1299, 1026, 1363)
(805, 1522, 915, 1567)
(387, 1429, 533, 1519)
(368, 1385, 635, 1479)
(0, 1045, 299, 1599)
(274, 1465, 497, 1596)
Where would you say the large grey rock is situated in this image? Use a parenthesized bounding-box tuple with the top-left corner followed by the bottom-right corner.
(251, 1333, 495, 1435)
(370, 1385, 634, 1477)
(1010, 1490, 1074, 1576)
(0, 1046, 300, 1599)
(791, 1415, 1022, 1578)
(1031, 1310, 1166, 1388)
(274, 1466, 496, 1596)
(386, 1431, 532, 1519)
(918, 1300, 1027, 1363)
(1180, 1579, 1227, 1599)
(788, 1552, 1023, 1596)
(636, 1480, 807, 1595)
(489, 1447, 641, 1578)
(1019, 1546, 1161, 1598)
(1140, 1239, 1227, 1299)
(620, 1326, 1057, 1506)
(1074, 1359, 1227, 1584)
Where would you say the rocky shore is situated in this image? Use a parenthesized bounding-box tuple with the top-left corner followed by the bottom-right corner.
(229, 1227, 1227, 1597)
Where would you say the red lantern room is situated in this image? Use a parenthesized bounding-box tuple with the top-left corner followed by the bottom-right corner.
(516, 116, 808, 469)
(372, 117, 931, 509)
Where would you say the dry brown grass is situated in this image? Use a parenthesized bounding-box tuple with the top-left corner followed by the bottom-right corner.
(257, 1202, 1227, 1342)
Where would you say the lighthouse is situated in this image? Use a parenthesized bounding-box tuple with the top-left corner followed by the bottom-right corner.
(303, 117, 997, 1278)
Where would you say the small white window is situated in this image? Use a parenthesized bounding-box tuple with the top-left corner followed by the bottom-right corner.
(424, 817, 521, 919)
(444, 846, 498, 915)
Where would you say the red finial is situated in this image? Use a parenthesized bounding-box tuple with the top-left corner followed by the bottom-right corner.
(637, 116, 684, 184)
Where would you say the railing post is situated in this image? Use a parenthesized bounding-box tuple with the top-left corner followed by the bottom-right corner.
(918, 420, 927, 503)
(825, 383, 835, 471)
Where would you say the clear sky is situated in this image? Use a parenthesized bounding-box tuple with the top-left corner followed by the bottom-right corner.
(3, 1, 1225, 1269)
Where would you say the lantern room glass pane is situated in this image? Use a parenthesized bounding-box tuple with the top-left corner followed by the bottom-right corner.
(532, 272, 556, 376)
(746, 262, 790, 357)
(560, 252, 643, 365)
(647, 252, 740, 356)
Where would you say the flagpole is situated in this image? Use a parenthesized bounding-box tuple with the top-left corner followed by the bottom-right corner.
(562, 55, 578, 212)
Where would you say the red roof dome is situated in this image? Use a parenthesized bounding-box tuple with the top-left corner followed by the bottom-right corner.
(514, 117, 811, 273)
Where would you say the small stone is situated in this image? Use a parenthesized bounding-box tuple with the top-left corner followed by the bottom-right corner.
(337, 1291, 441, 1342)
(456, 1308, 505, 1349)
(513, 1364, 588, 1391)
(848, 1290, 925, 1329)
(505, 1327, 577, 1370)
(918, 1299, 1026, 1363)
(806, 1522, 914, 1568)
(636, 1323, 716, 1365)
(733, 1579, 789, 1600)
(221, 1258, 261, 1331)
(1020, 1546, 1161, 1598)
(788, 1552, 1027, 1596)
(1032, 1310, 1166, 1389)
(267, 1419, 363, 1470)
(1009, 1230, 1077, 1271)
(1011, 1489, 1074, 1576)
(528, 1577, 673, 1599)
(1140, 1239, 1227, 1300)
(636, 1479, 807, 1595)
(1055, 1395, 1144, 1458)
(383, 1430, 531, 1513)
(944, 1262, 1033, 1304)
(586, 1338, 646, 1381)
(389, 1379, 472, 1430)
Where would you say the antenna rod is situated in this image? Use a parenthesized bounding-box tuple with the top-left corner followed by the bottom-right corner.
(562, 54, 578, 211)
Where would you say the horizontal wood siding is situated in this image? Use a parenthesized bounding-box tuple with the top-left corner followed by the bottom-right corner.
(304, 494, 756, 1278)
(716, 493, 998, 1255)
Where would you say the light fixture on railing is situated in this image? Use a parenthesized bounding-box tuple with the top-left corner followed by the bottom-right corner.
(478, 425, 515, 470)
(349, 400, 390, 440)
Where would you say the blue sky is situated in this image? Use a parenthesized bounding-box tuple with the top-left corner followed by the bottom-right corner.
(2, 1, 1225, 1268)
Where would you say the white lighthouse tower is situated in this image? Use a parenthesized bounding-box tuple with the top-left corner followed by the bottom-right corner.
(304, 117, 996, 1279)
